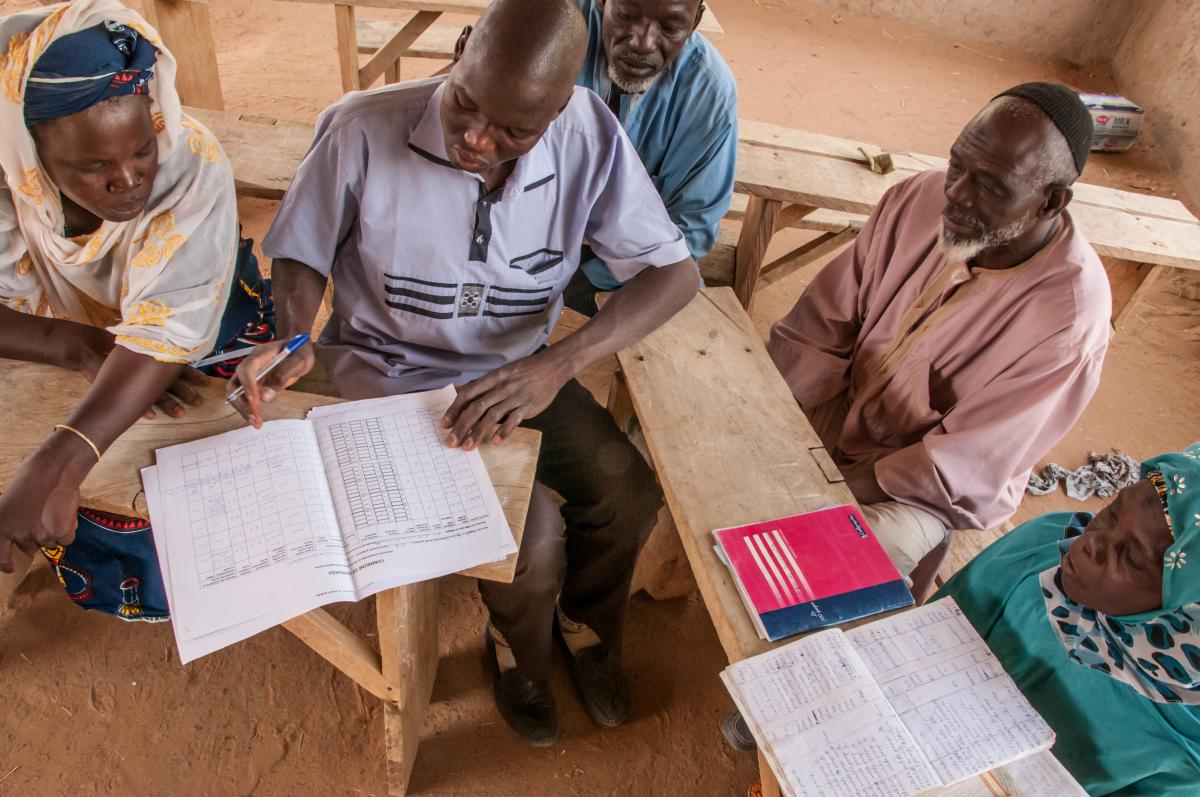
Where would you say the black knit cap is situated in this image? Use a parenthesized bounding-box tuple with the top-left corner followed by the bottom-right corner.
(993, 81, 1093, 176)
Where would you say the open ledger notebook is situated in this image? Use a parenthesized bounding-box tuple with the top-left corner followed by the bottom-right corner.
(141, 385, 515, 663)
(722, 598, 1058, 797)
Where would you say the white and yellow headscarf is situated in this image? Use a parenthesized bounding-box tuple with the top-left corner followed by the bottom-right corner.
(0, 0, 236, 363)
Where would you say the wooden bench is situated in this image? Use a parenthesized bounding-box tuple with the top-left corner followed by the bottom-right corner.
(354, 5, 726, 83)
(607, 286, 859, 797)
(731, 119, 1200, 323)
(277, 0, 723, 92)
(0, 360, 540, 797)
(193, 105, 1197, 328)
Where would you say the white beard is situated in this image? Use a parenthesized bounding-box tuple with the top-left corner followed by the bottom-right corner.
(606, 60, 659, 95)
(938, 216, 1030, 263)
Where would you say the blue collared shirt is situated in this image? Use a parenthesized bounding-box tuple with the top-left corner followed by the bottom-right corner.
(574, 0, 738, 289)
(261, 77, 688, 398)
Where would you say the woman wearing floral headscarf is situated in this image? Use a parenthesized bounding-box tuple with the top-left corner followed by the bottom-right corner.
(0, 0, 272, 618)
(936, 443, 1200, 795)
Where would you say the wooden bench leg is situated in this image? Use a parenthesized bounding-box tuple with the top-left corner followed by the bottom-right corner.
(734, 196, 783, 312)
(759, 228, 857, 290)
(1114, 262, 1162, 331)
(335, 4, 362, 92)
(385, 59, 401, 84)
(0, 546, 33, 608)
(378, 580, 440, 797)
(631, 510, 696, 600)
(146, 0, 224, 110)
(758, 751, 782, 797)
(608, 372, 697, 600)
(606, 370, 635, 436)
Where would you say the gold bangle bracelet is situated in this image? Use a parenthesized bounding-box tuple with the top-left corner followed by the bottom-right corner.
(53, 423, 102, 463)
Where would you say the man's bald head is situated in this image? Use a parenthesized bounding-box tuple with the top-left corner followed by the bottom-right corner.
(461, 0, 587, 95)
(441, 0, 586, 177)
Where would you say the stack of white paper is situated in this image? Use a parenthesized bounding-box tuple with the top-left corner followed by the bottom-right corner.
(143, 385, 516, 663)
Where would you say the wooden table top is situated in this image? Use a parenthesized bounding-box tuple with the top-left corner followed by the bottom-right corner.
(0, 359, 539, 583)
(616, 287, 858, 662)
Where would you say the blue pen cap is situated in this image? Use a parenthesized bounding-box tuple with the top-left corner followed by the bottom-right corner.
(284, 332, 310, 353)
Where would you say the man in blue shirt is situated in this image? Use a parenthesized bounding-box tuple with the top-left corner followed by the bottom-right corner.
(566, 0, 738, 314)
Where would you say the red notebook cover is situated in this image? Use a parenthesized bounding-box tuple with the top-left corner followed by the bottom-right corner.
(714, 505, 912, 639)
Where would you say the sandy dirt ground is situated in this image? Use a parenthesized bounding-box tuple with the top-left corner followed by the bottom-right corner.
(1, 1, 1198, 795)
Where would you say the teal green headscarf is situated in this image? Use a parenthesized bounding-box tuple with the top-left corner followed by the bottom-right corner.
(1039, 443, 1200, 704)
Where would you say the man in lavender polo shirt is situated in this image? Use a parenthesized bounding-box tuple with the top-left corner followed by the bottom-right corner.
(230, 0, 698, 746)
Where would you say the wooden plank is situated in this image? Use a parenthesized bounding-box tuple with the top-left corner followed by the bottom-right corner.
(145, 0, 224, 110)
(736, 141, 895, 215)
(288, 0, 495, 13)
(807, 446, 844, 484)
(282, 608, 397, 701)
(625, 423, 695, 601)
(357, 14, 718, 59)
(187, 102, 1200, 274)
(697, 3, 723, 39)
(455, 427, 538, 584)
(727, 193, 867, 233)
(774, 203, 818, 232)
(1070, 204, 1200, 270)
(738, 119, 1200, 270)
(0, 361, 341, 518)
(617, 288, 854, 662)
(742, 118, 1200, 224)
(758, 753, 782, 797)
(287, 0, 722, 37)
(186, 107, 313, 200)
(1114, 263, 1163, 330)
(357, 19, 465, 57)
(0, 360, 538, 585)
(378, 580, 440, 797)
(698, 223, 738, 286)
(630, 510, 695, 600)
(358, 10, 440, 88)
(733, 195, 782, 310)
(759, 228, 857, 288)
(335, 4, 363, 92)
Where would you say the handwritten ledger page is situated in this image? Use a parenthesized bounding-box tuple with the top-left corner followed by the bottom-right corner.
(722, 599, 1056, 797)
(145, 386, 515, 663)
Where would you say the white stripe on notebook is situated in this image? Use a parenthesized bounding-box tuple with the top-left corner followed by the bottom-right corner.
(771, 528, 814, 602)
(751, 534, 797, 603)
(763, 531, 805, 601)
(745, 537, 786, 607)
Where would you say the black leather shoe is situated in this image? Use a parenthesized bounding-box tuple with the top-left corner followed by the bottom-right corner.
(484, 630, 558, 747)
(559, 638, 629, 728)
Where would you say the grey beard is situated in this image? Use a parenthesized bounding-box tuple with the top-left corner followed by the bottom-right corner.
(938, 217, 1029, 263)
(606, 60, 659, 94)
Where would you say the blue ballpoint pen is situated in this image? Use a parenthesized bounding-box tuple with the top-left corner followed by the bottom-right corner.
(225, 332, 310, 405)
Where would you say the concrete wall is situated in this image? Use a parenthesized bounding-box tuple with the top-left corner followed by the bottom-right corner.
(801, 0, 1129, 63)
(1111, 0, 1200, 207)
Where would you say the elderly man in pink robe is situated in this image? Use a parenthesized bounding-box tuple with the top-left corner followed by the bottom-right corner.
(768, 82, 1111, 585)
